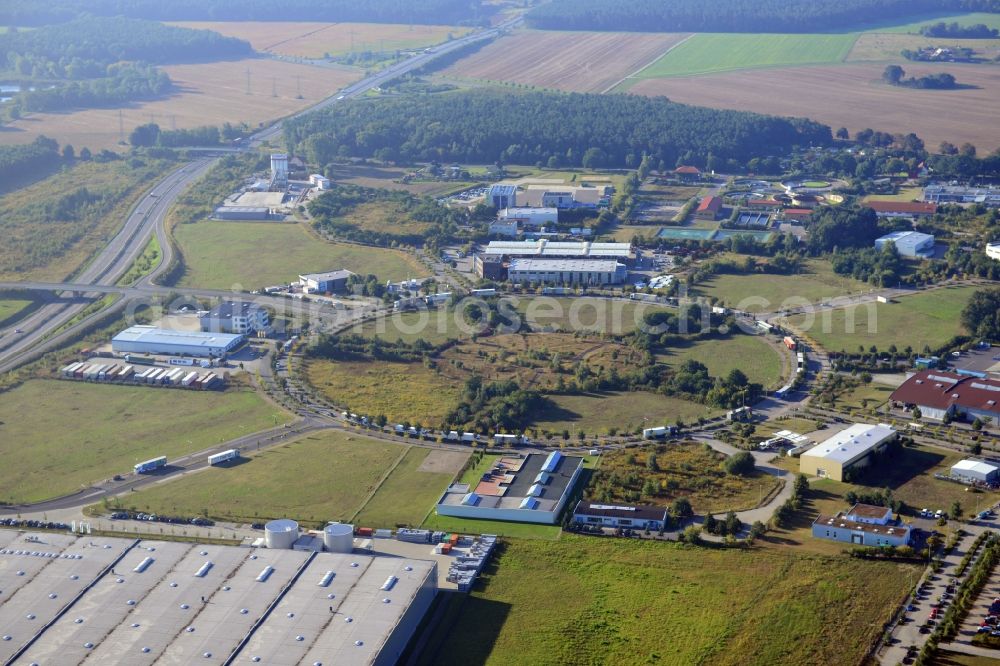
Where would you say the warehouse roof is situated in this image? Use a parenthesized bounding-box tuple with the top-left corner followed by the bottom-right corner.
(891, 370, 1000, 415)
(509, 258, 624, 272)
(573, 501, 669, 522)
(481, 239, 632, 258)
(696, 196, 722, 213)
(876, 230, 935, 255)
(952, 459, 1000, 475)
(112, 326, 243, 349)
(800, 423, 896, 465)
(299, 269, 356, 282)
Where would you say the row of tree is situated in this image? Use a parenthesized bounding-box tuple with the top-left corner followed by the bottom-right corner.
(883, 65, 958, 89)
(128, 122, 223, 148)
(526, 0, 1000, 33)
(920, 21, 1000, 38)
(0, 136, 61, 183)
(0, 0, 487, 27)
(15, 63, 171, 113)
(285, 90, 831, 170)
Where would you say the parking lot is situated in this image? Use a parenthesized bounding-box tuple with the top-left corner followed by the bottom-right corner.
(956, 547, 1000, 650)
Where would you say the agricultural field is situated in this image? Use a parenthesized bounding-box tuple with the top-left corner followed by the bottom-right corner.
(590, 443, 783, 514)
(657, 334, 785, 389)
(532, 391, 720, 434)
(628, 61, 1000, 153)
(353, 447, 467, 527)
(630, 33, 857, 80)
(0, 59, 361, 152)
(440, 29, 689, 93)
(305, 358, 463, 426)
(847, 33, 1000, 61)
(169, 21, 470, 59)
(0, 158, 174, 282)
(173, 220, 429, 289)
(108, 431, 405, 526)
(0, 380, 287, 504)
(782, 285, 976, 353)
(422, 535, 920, 666)
(691, 258, 868, 313)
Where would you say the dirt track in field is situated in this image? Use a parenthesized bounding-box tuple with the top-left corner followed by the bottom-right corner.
(629, 61, 1000, 152)
(441, 29, 690, 93)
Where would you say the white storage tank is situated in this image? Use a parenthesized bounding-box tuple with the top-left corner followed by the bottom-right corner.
(264, 519, 299, 549)
(323, 523, 354, 553)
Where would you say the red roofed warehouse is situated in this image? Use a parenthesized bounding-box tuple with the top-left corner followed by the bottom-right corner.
(694, 195, 723, 221)
(865, 201, 938, 218)
(674, 165, 701, 180)
(890, 370, 1000, 424)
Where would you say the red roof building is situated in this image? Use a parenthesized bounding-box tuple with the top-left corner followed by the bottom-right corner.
(674, 166, 701, 175)
(694, 195, 723, 220)
(782, 208, 813, 219)
(866, 201, 938, 217)
(890, 370, 1000, 423)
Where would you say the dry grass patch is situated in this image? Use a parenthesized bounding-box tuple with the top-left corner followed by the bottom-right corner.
(0, 58, 361, 152)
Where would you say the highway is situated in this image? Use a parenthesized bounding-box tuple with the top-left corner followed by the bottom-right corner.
(0, 15, 521, 375)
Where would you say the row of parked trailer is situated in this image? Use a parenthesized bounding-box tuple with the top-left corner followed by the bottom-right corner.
(60, 361, 223, 390)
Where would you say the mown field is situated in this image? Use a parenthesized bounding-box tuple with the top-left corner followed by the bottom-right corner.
(532, 390, 720, 434)
(591, 443, 783, 514)
(353, 446, 466, 527)
(173, 220, 429, 288)
(422, 535, 920, 666)
(0, 380, 287, 504)
(305, 358, 463, 425)
(629, 61, 1000, 153)
(441, 29, 688, 92)
(0, 297, 36, 327)
(633, 32, 857, 79)
(0, 158, 174, 282)
(691, 259, 868, 313)
(847, 33, 1000, 61)
(782, 285, 976, 353)
(0, 58, 361, 152)
(170, 21, 471, 59)
(108, 431, 404, 525)
(657, 333, 785, 389)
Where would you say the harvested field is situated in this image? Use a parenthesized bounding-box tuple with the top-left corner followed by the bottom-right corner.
(848, 33, 1000, 62)
(629, 61, 1000, 153)
(170, 21, 471, 59)
(441, 29, 689, 92)
(0, 58, 361, 152)
(417, 449, 469, 475)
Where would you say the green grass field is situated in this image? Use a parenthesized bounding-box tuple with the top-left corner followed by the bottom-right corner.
(421, 535, 919, 666)
(353, 446, 464, 527)
(692, 259, 869, 313)
(533, 391, 720, 434)
(657, 334, 784, 388)
(110, 431, 405, 525)
(637, 33, 858, 78)
(173, 220, 428, 289)
(421, 512, 562, 540)
(306, 358, 463, 425)
(782, 285, 976, 353)
(0, 380, 287, 503)
(0, 297, 35, 327)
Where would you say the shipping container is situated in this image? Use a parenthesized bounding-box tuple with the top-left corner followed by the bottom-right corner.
(181, 371, 199, 386)
(461, 432, 476, 442)
(355, 527, 374, 537)
(783, 336, 797, 350)
(169, 357, 195, 366)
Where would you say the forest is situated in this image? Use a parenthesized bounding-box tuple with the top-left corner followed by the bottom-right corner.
(0, 0, 487, 27)
(526, 0, 1000, 33)
(0, 137, 62, 184)
(284, 90, 831, 171)
(920, 21, 1000, 37)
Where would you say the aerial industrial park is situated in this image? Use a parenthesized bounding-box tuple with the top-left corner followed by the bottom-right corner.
(4, 2, 1000, 665)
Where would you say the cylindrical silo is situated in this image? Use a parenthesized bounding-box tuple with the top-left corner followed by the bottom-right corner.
(323, 523, 354, 553)
(264, 519, 299, 549)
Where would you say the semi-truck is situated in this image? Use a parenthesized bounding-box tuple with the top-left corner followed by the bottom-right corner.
(207, 449, 239, 466)
(134, 456, 167, 473)
(642, 426, 675, 440)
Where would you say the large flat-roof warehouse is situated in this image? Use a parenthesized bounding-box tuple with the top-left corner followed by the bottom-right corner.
(112, 325, 244, 358)
(0, 532, 436, 666)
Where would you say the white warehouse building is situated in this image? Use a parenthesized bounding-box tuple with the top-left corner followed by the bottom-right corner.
(799, 423, 898, 482)
(112, 325, 244, 358)
(874, 231, 935, 258)
(507, 258, 627, 285)
(951, 459, 1000, 485)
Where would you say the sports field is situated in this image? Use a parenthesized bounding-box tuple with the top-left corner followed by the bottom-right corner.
(441, 29, 689, 92)
(305, 358, 463, 425)
(170, 21, 471, 59)
(782, 285, 976, 353)
(0, 380, 287, 504)
(657, 334, 785, 388)
(632, 33, 857, 79)
(173, 220, 429, 289)
(420, 535, 920, 666)
(353, 447, 467, 527)
(691, 259, 868, 313)
(0, 58, 361, 152)
(532, 391, 720, 434)
(109, 431, 405, 525)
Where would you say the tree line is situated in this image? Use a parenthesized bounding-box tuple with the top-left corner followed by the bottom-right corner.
(526, 0, 1000, 33)
(0, 136, 61, 183)
(882, 64, 958, 89)
(0, 0, 488, 27)
(285, 90, 831, 171)
(920, 21, 1000, 38)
